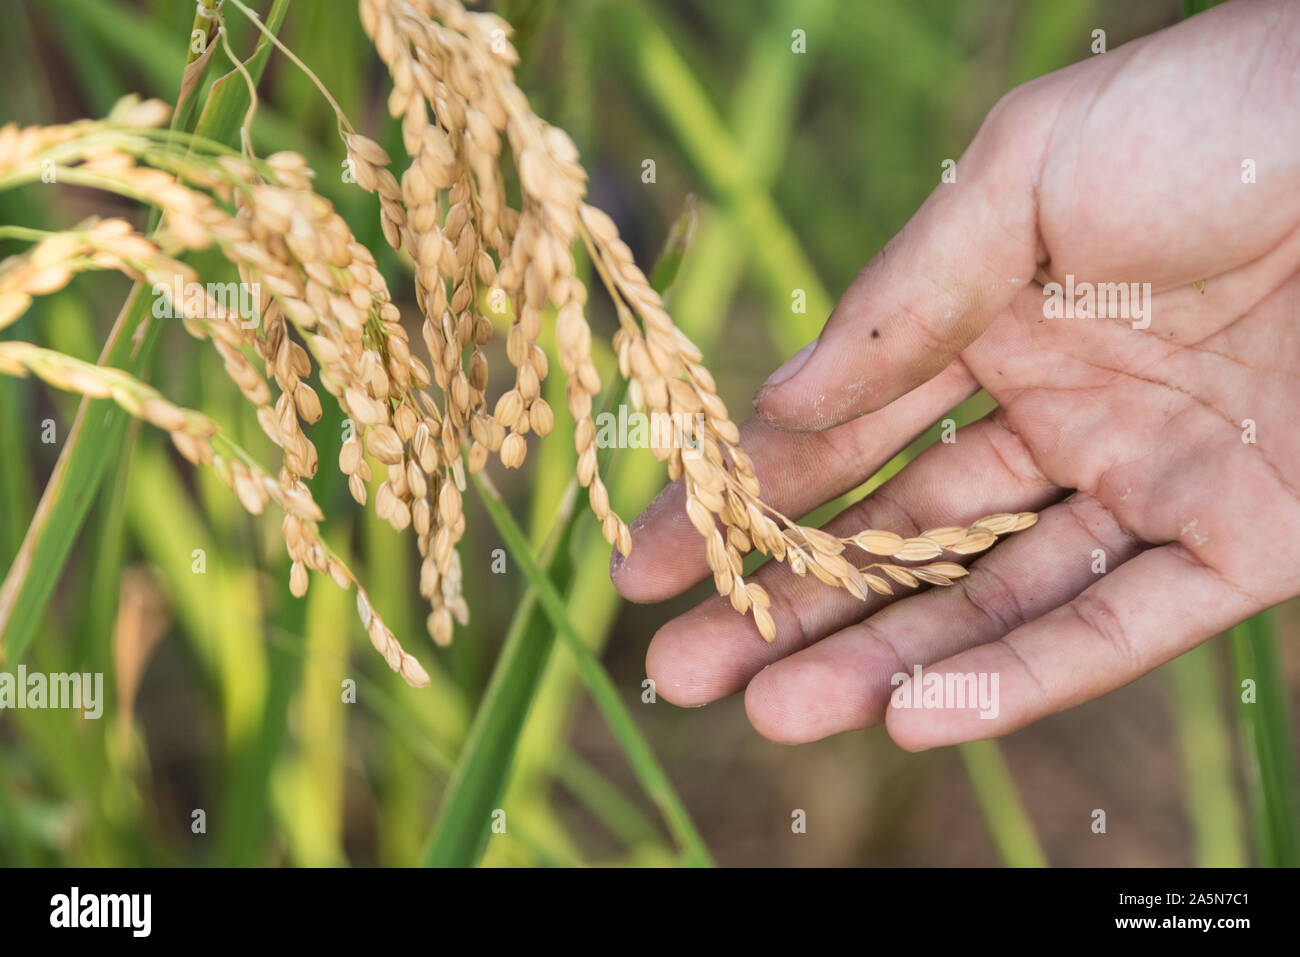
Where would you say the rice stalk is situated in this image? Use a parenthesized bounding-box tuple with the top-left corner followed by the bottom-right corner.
(468, 468, 713, 866)
(345, 0, 1039, 643)
(2, 0, 1039, 679)
(958, 740, 1048, 868)
(0, 340, 429, 688)
(1230, 611, 1300, 866)
(425, 205, 695, 866)
(0, 0, 293, 670)
(1166, 641, 1247, 866)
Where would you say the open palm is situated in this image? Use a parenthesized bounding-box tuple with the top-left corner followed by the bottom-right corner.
(612, 0, 1300, 747)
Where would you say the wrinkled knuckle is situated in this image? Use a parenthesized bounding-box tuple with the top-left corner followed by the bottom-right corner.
(1071, 591, 1140, 675)
(962, 564, 1030, 635)
(764, 578, 814, 651)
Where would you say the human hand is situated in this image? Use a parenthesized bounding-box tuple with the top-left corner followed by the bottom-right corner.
(611, 0, 1300, 748)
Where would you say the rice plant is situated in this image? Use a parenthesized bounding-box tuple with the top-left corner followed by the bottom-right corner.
(0, 0, 1294, 870)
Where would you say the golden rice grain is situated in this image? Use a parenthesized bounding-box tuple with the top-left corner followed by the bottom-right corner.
(0, 0, 1042, 668)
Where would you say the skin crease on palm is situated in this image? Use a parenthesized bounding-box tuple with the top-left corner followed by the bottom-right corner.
(609, 0, 1300, 750)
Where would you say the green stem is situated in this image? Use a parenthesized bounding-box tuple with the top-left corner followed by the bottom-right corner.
(958, 739, 1048, 867)
(1230, 611, 1299, 866)
(471, 471, 713, 866)
(422, 486, 579, 867)
(554, 749, 664, 852)
(1166, 641, 1246, 866)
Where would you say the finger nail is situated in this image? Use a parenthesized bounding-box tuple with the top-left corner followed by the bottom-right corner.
(759, 340, 811, 390)
(754, 338, 817, 414)
(761, 338, 818, 391)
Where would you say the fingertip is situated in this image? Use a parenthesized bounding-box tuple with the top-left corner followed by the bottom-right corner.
(644, 597, 768, 706)
(609, 539, 689, 603)
(883, 703, 947, 752)
(751, 387, 812, 432)
(743, 667, 805, 745)
(884, 717, 933, 752)
(645, 620, 715, 707)
(752, 355, 875, 434)
(752, 337, 845, 432)
(744, 654, 858, 744)
(609, 479, 703, 602)
(758, 338, 818, 393)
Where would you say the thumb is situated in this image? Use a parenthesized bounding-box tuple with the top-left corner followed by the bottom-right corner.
(755, 88, 1049, 431)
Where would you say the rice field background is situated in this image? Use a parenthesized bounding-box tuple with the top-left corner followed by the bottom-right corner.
(0, 0, 1296, 867)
